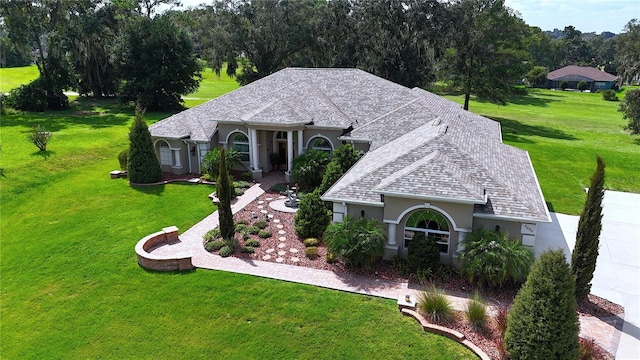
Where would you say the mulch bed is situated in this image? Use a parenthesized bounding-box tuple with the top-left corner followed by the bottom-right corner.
(202, 186, 623, 360)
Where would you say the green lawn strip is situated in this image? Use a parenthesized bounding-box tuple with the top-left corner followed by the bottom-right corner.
(188, 66, 240, 100)
(445, 88, 640, 214)
(0, 64, 39, 93)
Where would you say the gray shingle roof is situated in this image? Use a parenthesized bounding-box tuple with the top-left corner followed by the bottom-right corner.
(547, 65, 617, 82)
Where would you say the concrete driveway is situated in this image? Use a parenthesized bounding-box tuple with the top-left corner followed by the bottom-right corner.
(536, 190, 640, 359)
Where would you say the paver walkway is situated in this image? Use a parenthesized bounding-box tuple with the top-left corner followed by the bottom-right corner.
(151, 180, 630, 357)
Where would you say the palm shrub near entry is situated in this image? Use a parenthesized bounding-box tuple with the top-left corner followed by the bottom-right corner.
(128, 106, 162, 183)
(505, 249, 580, 360)
(294, 189, 331, 239)
(323, 215, 386, 269)
(291, 149, 329, 190)
(217, 148, 235, 243)
(201, 147, 242, 179)
(572, 156, 605, 302)
(318, 144, 360, 194)
(407, 231, 440, 273)
(459, 229, 534, 288)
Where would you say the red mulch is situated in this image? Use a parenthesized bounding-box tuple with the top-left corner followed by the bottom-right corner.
(204, 187, 622, 360)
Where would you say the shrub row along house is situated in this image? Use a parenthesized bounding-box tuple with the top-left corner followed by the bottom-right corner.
(149, 68, 550, 263)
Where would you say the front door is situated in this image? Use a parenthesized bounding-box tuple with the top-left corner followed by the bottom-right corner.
(277, 140, 287, 169)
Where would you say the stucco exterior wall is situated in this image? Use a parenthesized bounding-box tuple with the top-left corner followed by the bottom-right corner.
(472, 217, 523, 241)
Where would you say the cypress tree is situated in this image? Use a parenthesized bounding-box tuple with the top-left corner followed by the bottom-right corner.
(571, 156, 605, 302)
(217, 147, 235, 242)
(294, 189, 331, 239)
(128, 105, 162, 183)
(505, 249, 580, 360)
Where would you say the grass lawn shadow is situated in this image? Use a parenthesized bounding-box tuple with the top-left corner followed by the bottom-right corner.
(31, 150, 55, 159)
(546, 202, 555, 213)
(131, 184, 166, 195)
(492, 117, 578, 143)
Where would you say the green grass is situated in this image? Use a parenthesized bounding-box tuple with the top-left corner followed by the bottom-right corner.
(0, 70, 474, 358)
(0, 64, 39, 93)
(445, 88, 640, 214)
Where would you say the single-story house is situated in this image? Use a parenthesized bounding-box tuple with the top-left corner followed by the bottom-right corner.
(546, 65, 617, 91)
(150, 68, 550, 262)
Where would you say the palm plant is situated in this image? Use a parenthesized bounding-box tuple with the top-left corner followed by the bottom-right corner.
(291, 149, 329, 190)
(323, 215, 386, 269)
(201, 147, 242, 179)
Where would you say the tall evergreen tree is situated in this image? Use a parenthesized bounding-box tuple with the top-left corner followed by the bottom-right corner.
(505, 249, 580, 360)
(217, 147, 235, 242)
(571, 156, 605, 301)
(127, 105, 162, 184)
(294, 189, 331, 239)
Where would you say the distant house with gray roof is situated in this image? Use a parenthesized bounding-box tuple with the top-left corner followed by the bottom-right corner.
(547, 65, 617, 91)
(150, 68, 550, 262)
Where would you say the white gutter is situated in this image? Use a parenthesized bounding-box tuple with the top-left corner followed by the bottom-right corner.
(373, 190, 487, 206)
(320, 196, 385, 208)
(473, 212, 551, 223)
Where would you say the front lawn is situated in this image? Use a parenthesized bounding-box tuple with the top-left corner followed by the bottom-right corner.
(445, 88, 640, 214)
(0, 98, 474, 358)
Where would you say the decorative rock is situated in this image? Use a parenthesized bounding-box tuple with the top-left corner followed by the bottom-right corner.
(260, 210, 268, 214)
(265, 248, 275, 253)
(289, 248, 299, 253)
(279, 236, 287, 242)
(276, 224, 284, 229)
(278, 251, 286, 256)
(276, 257, 284, 263)
(278, 195, 286, 199)
(265, 197, 274, 201)
(290, 257, 299, 262)
(273, 219, 280, 223)
(262, 255, 271, 261)
(277, 243, 286, 248)
(257, 205, 264, 209)
(258, 201, 264, 204)
(268, 214, 274, 219)
(278, 230, 286, 235)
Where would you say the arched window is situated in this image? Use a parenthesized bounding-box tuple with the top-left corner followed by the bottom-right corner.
(159, 141, 172, 166)
(404, 210, 450, 253)
(231, 133, 250, 162)
(309, 136, 333, 153)
(275, 131, 287, 140)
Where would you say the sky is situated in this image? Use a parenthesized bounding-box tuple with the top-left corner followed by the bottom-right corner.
(174, 0, 640, 34)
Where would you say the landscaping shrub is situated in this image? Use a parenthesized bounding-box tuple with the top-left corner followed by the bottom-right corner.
(407, 231, 440, 273)
(495, 306, 509, 336)
(27, 124, 53, 152)
(217, 148, 235, 241)
(459, 228, 534, 288)
(577, 80, 588, 91)
(233, 181, 251, 189)
(205, 240, 225, 252)
(417, 286, 456, 325)
(4, 77, 69, 111)
(235, 223, 248, 233)
(579, 338, 597, 360)
(303, 238, 319, 247)
(240, 246, 255, 253)
(247, 226, 259, 235)
(236, 219, 249, 225)
(118, 148, 129, 171)
(234, 188, 245, 196)
(203, 228, 221, 242)
(619, 89, 640, 134)
(258, 230, 272, 238)
(465, 294, 488, 330)
(291, 149, 329, 190)
(505, 249, 580, 360)
(560, 80, 569, 90)
(294, 189, 331, 239)
(602, 89, 618, 101)
(241, 231, 250, 240)
(219, 245, 233, 257)
(254, 220, 268, 229)
(326, 251, 338, 263)
(128, 106, 162, 183)
(304, 246, 318, 259)
(318, 144, 361, 194)
(323, 215, 386, 269)
(244, 239, 260, 247)
(392, 257, 410, 276)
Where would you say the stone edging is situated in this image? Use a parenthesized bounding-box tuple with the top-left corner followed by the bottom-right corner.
(134, 226, 194, 272)
(400, 308, 490, 360)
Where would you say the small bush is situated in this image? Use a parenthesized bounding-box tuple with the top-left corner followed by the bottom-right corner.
(417, 287, 456, 325)
(602, 89, 618, 101)
(240, 246, 255, 253)
(118, 148, 129, 170)
(27, 125, 53, 152)
(247, 226, 260, 235)
(203, 228, 221, 242)
(254, 220, 268, 229)
(205, 240, 226, 252)
(408, 231, 440, 273)
(236, 219, 248, 225)
(219, 245, 233, 257)
(233, 181, 251, 189)
(579, 338, 597, 360)
(303, 238, 319, 247)
(244, 239, 260, 247)
(234, 188, 245, 196)
(392, 257, 410, 276)
(495, 306, 509, 336)
(414, 267, 435, 285)
(577, 80, 588, 91)
(241, 231, 250, 240)
(323, 215, 386, 269)
(305, 246, 318, 259)
(465, 294, 488, 330)
(560, 80, 569, 90)
(258, 230, 272, 238)
(326, 251, 338, 263)
(225, 237, 237, 251)
(294, 188, 331, 239)
(235, 223, 248, 233)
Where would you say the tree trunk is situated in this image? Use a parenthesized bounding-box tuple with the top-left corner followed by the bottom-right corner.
(464, 91, 470, 111)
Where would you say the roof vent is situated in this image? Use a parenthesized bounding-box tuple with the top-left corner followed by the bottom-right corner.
(438, 125, 448, 134)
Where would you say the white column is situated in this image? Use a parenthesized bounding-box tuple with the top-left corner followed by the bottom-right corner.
(287, 130, 293, 172)
(297, 129, 303, 155)
(387, 223, 397, 246)
(456, 231, 468, 254)
(250, 128, 259, 170)
(173, 149, 182, 168)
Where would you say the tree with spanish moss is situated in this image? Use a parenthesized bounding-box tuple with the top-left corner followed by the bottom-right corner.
(571, 156, 605, 302)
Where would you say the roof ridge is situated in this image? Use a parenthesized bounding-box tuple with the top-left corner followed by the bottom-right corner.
(351, 98, 420, 130)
